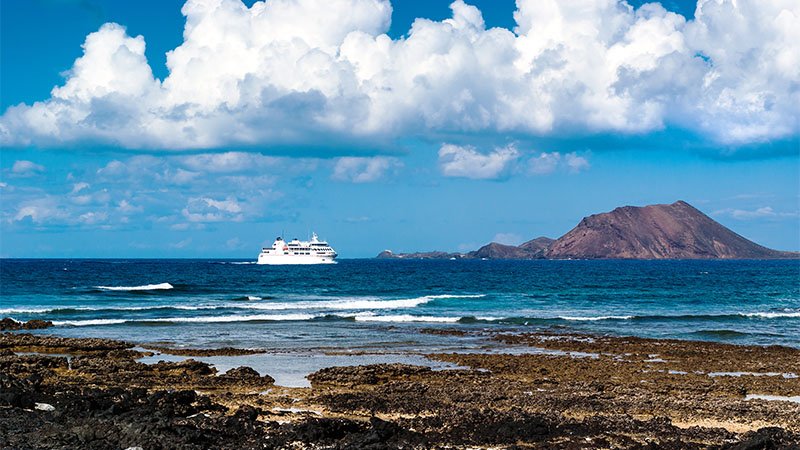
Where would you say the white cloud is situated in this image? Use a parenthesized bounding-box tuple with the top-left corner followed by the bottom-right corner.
(179, 152, 280, 173)
(714, 206, 799, 220)
(528, 152, 561, 175)
(11, 160, 45, 176)
(492, 232, 523, 245)
(70, 182, 90, 194)
(331, 156, 400, 182)
(13, 198, 68, 223)
(117, 199, 144, 213)
(438, 144, 519, 179)
(78, 211, 108, 225)
(182, 196, 244, 222)
(527, 151, 590, 175)
(564, 152, 590, 173)
(1, 0, 796, 150)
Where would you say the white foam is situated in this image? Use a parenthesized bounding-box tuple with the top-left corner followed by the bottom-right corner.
(559, 315, 634, 321)
(0, 308, 53, 314)
(96, 283, 174, 291)
(353, 313, 461, 323)
(741, 311, 800, 319)
(234, 294, 480, 311)
(745, 394, 800, 404)
(52, 319, 127, 326)
(247, 296, 262, 301)
(53, 313, 317, 326)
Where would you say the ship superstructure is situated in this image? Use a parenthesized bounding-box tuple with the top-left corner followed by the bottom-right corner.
(257, 233, 337, 265)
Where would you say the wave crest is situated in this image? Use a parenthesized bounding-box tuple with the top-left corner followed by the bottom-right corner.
(95, 283, 174, 291)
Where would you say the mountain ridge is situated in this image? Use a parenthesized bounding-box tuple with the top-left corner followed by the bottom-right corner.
(376, 201, 797, 260)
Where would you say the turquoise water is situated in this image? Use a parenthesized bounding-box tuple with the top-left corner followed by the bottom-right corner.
(1, 259, 798, 349)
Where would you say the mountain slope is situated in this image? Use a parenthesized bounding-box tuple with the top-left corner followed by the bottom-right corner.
(546, 201, 793, 259)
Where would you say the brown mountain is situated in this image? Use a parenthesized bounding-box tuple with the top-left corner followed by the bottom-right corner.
(376, 201, 795, 260)
(519, 237, 556, 256)
(466, 237, 555, 259)
(467, 242, 531, 259)
(546, 200, 794, 259)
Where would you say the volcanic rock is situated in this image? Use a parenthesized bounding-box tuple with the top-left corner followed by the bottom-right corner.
(546, 200, 795, 259)
(0, 318, 54, 331)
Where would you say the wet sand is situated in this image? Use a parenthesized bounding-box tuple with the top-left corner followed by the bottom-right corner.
(1, 328, 799, 449)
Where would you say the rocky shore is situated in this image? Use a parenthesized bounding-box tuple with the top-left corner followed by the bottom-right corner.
(2, 328, 799, 449)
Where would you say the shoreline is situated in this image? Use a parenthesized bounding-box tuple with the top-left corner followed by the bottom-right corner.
(2, 329, 799, 448)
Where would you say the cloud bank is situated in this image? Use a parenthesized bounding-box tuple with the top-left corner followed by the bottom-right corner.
(1, 0, 798, 150)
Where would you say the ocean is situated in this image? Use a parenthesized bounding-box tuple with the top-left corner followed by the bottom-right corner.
(2, 259, 799, 350)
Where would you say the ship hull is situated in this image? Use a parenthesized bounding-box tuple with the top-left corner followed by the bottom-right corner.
(257, 254, 337, 265)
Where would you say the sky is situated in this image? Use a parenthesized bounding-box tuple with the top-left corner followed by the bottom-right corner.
(0, 0, 798, 258)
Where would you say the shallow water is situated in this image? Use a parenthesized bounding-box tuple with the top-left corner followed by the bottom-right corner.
(2, 259, 798, 348)
(136, 350, 468, 387)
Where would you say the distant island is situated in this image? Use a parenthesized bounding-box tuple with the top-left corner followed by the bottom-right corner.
(377, 201, 798, 260)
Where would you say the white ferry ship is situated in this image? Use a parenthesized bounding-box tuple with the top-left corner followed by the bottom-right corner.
(257, 233, 337, 265)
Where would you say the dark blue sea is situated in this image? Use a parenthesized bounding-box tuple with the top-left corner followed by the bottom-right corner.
(2, 259, 799, 350)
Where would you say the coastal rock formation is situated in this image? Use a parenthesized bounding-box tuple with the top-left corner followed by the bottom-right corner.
(377, 236, 556, 260)
(518, 236, 556, 255)
(376, 250, 464, 259)
(0, 318, 53, 331)
(2, 331, 799, 448)
(376, 201, 794, 260)
(467, 236, 555, 259)
(546, 200, 793, 259)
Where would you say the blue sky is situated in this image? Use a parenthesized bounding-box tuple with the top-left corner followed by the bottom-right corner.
(1, 0, 798, 257)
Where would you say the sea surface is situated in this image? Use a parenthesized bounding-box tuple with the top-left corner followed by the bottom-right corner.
(2, 259, 799, 350)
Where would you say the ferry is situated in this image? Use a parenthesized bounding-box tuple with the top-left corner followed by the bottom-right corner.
(257, 233, 337, 265)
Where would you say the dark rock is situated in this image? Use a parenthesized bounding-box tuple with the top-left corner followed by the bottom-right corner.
(223, 366, 269, 382)
(143, 346, 266, 356)
(725, 427, 800, 450)
(309, 363, 432, 387)
(0, 318, 54, 331)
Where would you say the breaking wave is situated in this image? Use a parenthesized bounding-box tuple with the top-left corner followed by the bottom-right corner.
(740, 311, 800, 319)
(95, 283, 174, 291)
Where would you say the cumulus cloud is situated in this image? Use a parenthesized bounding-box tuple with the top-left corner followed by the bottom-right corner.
(182, 196, 244, 222)
(70, 182, 90, 194)
(13, 198, 69, 224)
(564, 153, 590, 173)
(528, 152, 562, 175)
(11, 160, 45, 176)
(441, 144, 588, 178)
(331, 156, 400, 182)
(0, 0, 796, 151)
(179, 152, 281, 173)
(438, 144, 519, 179)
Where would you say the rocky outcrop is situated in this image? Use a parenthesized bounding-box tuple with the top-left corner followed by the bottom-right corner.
(0, 318, 53, 331)
(518, 237, 556, 256)
(466, 236, 555, 259)
(376, 250, 464, 259)
(546, 200, 795, 259)
(2, 331, 799, 448)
